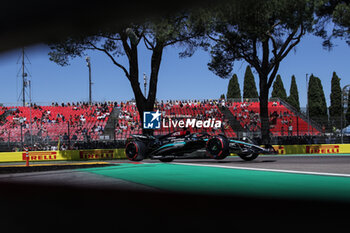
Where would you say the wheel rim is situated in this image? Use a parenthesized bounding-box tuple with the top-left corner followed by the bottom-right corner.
(207, 138, 223, 157)
(125, 142, 138, 160)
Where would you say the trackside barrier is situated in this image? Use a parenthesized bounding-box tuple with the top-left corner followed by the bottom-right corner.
(25, 148, 29, 167)
(1, 144, 350, 163)
(272, 144, 350, 155)
(0, 149, 126, 163)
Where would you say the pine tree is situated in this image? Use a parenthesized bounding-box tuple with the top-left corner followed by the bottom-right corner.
(346, 89, 350, 127)
(227, 73, 241, 100)
(271, 74, 287, 101)
(243, 66, 258, 99)
(329, 72, 342, 128)
(308, 74, 328, 125)
(287, 75, 300, 111)
(220, 94, 225, 99)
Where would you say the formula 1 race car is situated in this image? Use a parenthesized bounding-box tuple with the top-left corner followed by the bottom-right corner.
(125, 131, 274, 162)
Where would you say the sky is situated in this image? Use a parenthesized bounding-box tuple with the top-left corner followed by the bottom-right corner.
(0, 33, 349, 108)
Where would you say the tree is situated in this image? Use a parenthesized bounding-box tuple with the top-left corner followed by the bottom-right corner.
(346, 89, 350, 126)
(271, 74, 287, 101)
(315, 0, 350, 48)
(329, 71, 342, 128)
(203, 0, 314, 143)
(48, 14, 199, 135)
(308, 74, 328, 125)
(287, 75, 300, 111)
(220, 94, 226, 99)
(226, 73, 241, 100)
(243, 66, 259, 99)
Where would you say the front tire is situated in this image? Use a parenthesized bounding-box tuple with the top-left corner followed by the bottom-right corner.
(206, 135, 229, 160)
(125, 141, 147, 161)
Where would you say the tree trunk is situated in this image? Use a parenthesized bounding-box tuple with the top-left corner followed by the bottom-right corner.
(259, 74, 270, 144)
(148, 44, 163, 106)
(128, 72, 155, 135)
(128, 74, 153, 135)
(128, 43, 164, 136)
(257, 38, 272, 145)
(138, 99, 155, 136)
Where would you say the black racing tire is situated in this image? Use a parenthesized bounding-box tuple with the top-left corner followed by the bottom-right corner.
(125, 140, 147, 161)
(159, 157, 174, 162)
(206, 135, 229, 160)
(237, 152, 259, 161)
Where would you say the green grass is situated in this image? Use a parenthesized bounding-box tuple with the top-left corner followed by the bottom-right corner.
(82, 163, 350, 202)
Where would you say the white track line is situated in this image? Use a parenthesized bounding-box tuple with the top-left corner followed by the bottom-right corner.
(171, 162, 350, 178)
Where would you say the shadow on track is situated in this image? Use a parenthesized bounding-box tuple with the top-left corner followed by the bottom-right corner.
(0, 179, 347, 231)
(175, 159, 277, 164)
(0, 163, 115, 174)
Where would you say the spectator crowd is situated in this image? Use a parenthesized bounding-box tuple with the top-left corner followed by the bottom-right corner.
(0, 98, 341, 152)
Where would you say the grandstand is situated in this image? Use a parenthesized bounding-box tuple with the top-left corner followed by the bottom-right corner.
(116, 100, 236, 138)
(226, 99, 321, 137)
(0, 99, 322, 151)
(0, 103, 113, 144)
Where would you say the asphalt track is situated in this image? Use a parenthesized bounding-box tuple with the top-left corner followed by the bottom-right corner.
(1, 155, 350, 231)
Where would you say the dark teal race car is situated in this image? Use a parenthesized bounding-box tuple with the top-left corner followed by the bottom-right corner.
(125, 131, 274, 162)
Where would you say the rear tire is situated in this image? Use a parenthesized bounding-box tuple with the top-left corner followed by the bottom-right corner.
(125, 141, 147, 161)
(206, 135, 229, 160)
(237, 152, 259, 161)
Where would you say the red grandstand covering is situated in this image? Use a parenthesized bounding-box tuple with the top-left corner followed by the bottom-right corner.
(0, 103, 113, 142)
(116, 101, 236, 139)
(227, 100, 320, 136)
(0, 100, 319, 143)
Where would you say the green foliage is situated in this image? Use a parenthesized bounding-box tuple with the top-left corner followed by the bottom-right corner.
(243, 66, 258, 99)
(48, 13, 203, 68)
(47, 13, 203, 135)
(308, 74, 328, 124)
(199, 0, 314, 143)
(226, 73, 241, 99)
(220, 94, 226, 99)
(271, 75, 287, 101)
(287, 75, 300, 111)
(329, 72, 342, 127)
(315, 0, 350, 47)
(346, 89, 350, 126)
(206, 0, 315, 79)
